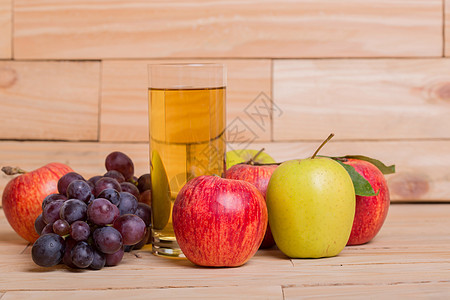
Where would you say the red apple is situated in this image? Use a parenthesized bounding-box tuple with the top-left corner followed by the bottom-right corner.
(343, 159, 390, 245)
(226, 163, 278, 248)
(2, 162, 73, 243)
(172, 175, 268, 267)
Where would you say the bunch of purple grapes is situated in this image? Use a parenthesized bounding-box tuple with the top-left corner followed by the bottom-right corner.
(31, 151, 152, 270)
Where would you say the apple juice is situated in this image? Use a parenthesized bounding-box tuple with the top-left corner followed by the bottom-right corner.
(148, 87, 226, 258)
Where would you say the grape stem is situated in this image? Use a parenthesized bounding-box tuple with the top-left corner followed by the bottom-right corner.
(311, 133, 335, 159)
(1, 166, 28, 175)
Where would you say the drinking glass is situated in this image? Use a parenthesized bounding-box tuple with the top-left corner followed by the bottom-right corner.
(148, 63, 226, 258)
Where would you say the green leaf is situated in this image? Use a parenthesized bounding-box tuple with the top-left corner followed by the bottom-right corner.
(334, 160, 379, 197)
(342, 155, 395, 175)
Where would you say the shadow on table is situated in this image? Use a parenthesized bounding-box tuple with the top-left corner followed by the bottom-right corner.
(0, 230, 29, 246)
(159, 246, 291, 269)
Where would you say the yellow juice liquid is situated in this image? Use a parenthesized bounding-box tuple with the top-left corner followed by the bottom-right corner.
(148, 87, 226, 257)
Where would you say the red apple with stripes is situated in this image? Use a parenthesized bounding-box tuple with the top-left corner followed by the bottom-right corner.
(343, 159, 390, 245)
(226, 163, 278, 248)
(172, 175, 268, 267)
(2, 163, 73, 242)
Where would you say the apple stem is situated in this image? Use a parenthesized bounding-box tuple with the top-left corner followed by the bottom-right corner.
(311, 133, 335, 159)
(244, 148, 265, 165)
(1, 166, 28, 175)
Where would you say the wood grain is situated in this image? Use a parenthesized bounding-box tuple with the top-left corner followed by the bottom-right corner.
(13, 0, 442, 59)
(2, 286, 283, 300)
(283, 282, 450, 299)
(273, 59, 450, 141)
(1, 140, 450, 203)
(0, 61, 100, 141)
(0, 204, 449, 297)
(446, 0, 450, 56)
(100, 59, 271, 142)
(0, 0, 11, 58)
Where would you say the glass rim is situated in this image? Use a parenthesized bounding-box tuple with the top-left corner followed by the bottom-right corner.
(148, 63, 226, 89)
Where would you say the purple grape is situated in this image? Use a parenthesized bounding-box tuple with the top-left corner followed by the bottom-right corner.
(87, 175, 103, 194)
(118, 192, 138, 215)
(70, 221, 90, 241)
(105, 247, 124, 266)
(60, 199, 87, 224)
(34, 214, 46, 235)
(93, 227, 123, 254)
(105, 151, 134, 180)
(58, 172, 85, 196)
(62, 237, 77, 268)
(71, 241, 94, 268)
(43, 200, 65, 224)
(131, 227, 151, 250)
(88, 198, 120, 226)
(104, 170, 125, 183)
(89, 249, 106, 270)
(135, 203, 151, 227)
(137, 173, 151, 193)
(31, 233, 65, 267)
(41, 223, 54, 235)
(94, 177, 122, 196)
(120, 182, 140, 199)
(86, 181, 95, 194)
(113, 214, 146, 246)
(53, 219, 70, 236)
(97, 188, 121, 206)
(88, 175, 103, 186)
(67, 180, 93, 203)
(87, 198, 120, 226)
(42, 193, 67, 210)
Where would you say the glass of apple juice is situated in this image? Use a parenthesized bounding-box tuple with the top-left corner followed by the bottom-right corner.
(147, 63, 226, 258)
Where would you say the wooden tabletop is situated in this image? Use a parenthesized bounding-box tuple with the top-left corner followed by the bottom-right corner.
(0, 203, 449, 299)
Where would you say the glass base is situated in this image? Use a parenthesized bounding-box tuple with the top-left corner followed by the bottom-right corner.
(152, 231, 185, 259)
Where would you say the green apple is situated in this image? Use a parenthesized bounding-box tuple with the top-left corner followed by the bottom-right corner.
(266, 157, 355, 258)
(226, 149, 276, 169)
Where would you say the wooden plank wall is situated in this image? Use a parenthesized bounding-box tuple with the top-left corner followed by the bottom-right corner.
(446, 0, 450, 56)
(0, 0, 11, 58)
(1, 0, 450, 203)
(12, 0, 442, 58)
